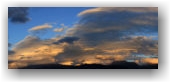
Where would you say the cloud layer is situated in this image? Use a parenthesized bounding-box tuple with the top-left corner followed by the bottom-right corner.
(63, 7, 158, 65)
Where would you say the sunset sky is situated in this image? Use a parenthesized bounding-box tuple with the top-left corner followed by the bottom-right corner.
(8, 7, 158, 68)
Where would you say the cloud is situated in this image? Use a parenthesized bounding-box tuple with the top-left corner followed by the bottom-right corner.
(8, 43, 15, 55)
(8, 43, 11, 47)
(12, 35, 64, 56)
(53, 37, 79, 44)
(128, 36, 158, 54)
(8, 35, 65, 68)
(55, 44, 83, 61)
(8, 56, 56, 68)
(67, 7, 158, 47)
(29, 23, 52, 31)
(9, 35, 158, 68)
(59, 61, 74, 66)
(54, 7, 158, 66)
(12, 36, 41, 51)
(55, 44, 101, 65)
(96, 36, 158, 55)
(8, 62, 28, 69)
(78, 7, 158, 16)
(54, 28, 64, 32)
(28, 23, 53, 37)
(95, 55, 125, 61)
(141, 58, 158, 64)
(53, 24, 67, 32)
(8, 7, 30, 23)
(8, 50, 15, 55)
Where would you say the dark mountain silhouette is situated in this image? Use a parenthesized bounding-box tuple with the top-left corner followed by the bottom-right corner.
(18, 61, 158, 69)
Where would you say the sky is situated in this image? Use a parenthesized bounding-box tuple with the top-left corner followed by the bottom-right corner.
(8, 7, 92, 45)
(8, 7, 158, 68)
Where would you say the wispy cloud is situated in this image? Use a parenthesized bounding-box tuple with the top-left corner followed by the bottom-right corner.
(53, 24, 67, 32)
(29, 23, 52, 31)
(54, 28, 64, 32)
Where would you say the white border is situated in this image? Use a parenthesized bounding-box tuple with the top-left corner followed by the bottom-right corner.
(1, 0, 170, 82)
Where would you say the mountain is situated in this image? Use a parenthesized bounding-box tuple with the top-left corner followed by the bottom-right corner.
(18, 61, 158, 69)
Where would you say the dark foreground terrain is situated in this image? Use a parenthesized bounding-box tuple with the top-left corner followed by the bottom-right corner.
(19, 61, 158, 69)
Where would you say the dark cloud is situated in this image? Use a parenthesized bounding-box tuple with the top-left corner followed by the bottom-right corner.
(8, 43, 15, 55)
(55, 44, 106, 65)
(8, 7, 30, 23)
(55, 44, 84, 64)
(8, 50, 15, 55)
(53, 37, 79, 44)
(58, 45, 83, 58)
(8, 43, 11, 47)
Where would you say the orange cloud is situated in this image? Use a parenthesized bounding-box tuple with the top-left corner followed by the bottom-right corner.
(82, 59, 101, 64)
(96, 55, 126, 61)
(59, 61, 73, 66)
(8, 62, 28, 69)
(29, 23, 52, 31)
(141, 58, 158, 64)
(8, 36, 66, 68)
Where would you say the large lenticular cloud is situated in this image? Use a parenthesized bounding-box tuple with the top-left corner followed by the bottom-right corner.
(68, 7, 158, 46)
